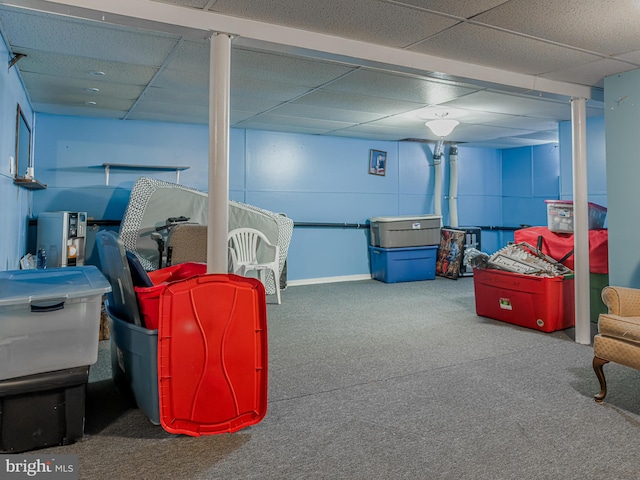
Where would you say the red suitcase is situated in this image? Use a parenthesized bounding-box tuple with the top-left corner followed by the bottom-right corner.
(157, 273, 268, 435)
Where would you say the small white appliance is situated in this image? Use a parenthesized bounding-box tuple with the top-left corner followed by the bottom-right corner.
(36, 211, 87, 267)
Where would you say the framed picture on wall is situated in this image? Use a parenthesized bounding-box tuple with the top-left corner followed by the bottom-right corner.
(369, 149, 386, 176)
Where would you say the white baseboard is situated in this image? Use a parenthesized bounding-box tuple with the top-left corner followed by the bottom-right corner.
(287, 274, 372, 286)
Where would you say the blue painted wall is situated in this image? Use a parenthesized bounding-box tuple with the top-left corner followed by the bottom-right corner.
(454, 146, 504, 252)
(33, 115, 214, 219)
(27, 114, 563, 281)
(0, 33, 34, 270)
(558, 116, 607, 208)
(604, 70, 640, 287)
(502, 144, 560, 230)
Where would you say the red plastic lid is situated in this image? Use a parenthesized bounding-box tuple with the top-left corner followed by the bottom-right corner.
(157, 273, 268, 435)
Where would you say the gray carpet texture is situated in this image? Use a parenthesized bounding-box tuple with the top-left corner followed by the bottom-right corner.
(44, 277, 640, 479)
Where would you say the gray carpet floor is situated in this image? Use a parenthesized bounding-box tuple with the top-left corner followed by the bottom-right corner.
(47, 277, 640, 479)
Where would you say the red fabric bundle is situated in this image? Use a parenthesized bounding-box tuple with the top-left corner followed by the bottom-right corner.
(513, 226, 608, 274)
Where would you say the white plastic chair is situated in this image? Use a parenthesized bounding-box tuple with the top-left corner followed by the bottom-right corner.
(228, 227, 281, 304)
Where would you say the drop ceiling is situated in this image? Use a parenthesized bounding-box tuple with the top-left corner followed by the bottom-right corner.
(0, 0, 638, 148)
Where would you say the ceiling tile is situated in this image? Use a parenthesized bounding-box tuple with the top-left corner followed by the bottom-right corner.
(209, 0, 458, 48)
(266, 104, 386, 124)
(131, 100, 208, 119)
(24, 85, 135, 110)
(153, 69, 208, 93)
(472, 0, 640, 56)
(31, 103, 129, 119)
(14, 49, 158, 86)
(332, 130, 406, 141)
(323, 68, 479, 104)
(0, 6, 179, 66)
(237, 114, 354, 131)
(614, 50, 640, 65)
(231, 110, 260, 124)
(232, 78, 313, 102)
(442, 124, 535, 142)
(151, 0, 212, 8)
(22, 72, 144, 104)
(516, 131, 559, 142)
(484, 116, 559, 131)
(385, 0, 510, 18)
(465, 137, 553, 148)
(236, 121, 333, 135)
(230, 94, 286, 112)
(138, 86, 208, 106)
(366, 114, 436, 129)
(436, 124, 531, 143)
(127, 111, 208, 124)
(335, 123, 436, 140)
(162, 39, 209, 74)
(408, 22, 602, 76)
(440, 91, 568, 116)
(387, 106, 510, 126)
(540, 58, 639, 88)
(291, 90, 425, 115)
(231, 48, 357, 87)
(525, 106, 603, 122)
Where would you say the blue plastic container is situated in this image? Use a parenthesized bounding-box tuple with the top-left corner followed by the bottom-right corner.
(369, 245, 438, 283)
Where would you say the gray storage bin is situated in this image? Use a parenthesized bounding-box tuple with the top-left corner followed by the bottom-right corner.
(108, 307, 159, 425)
(370, 215, 442, 248)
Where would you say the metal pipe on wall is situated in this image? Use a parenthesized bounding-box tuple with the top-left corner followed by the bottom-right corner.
(571, 97, 591, 345)
(207, 32, 232, 274)
(433, 153, 443, 218)
(449, 145, 459, 228)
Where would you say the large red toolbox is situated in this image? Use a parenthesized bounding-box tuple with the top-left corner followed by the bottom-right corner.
(473, 267, 574, 333)
(158, 273, 268, 435)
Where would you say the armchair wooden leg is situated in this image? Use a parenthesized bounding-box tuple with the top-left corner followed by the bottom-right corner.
(593, 356, 609, 403)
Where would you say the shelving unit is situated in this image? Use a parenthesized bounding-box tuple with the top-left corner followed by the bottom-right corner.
(13, 177, 47, 190)
(101, 163, 190, 186)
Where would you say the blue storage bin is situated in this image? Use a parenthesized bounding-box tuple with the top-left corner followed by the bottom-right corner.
(369, 245, 438, 283)
(107, 307, 159, 425)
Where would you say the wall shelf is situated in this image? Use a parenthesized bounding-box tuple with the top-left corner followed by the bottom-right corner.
(101, 163, 190, 186)
(13, 177, 47, 190)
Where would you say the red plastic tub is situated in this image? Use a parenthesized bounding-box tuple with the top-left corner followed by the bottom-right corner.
(135, 262, 207, 330)
(473, 267, 575, 333)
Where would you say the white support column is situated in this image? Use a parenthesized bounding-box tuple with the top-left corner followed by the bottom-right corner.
(571, 97, 591, 345)
(207, 32, 231, 274)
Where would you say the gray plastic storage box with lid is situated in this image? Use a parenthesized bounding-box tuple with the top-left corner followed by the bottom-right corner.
(0, 266, 111, 381)
(369, 215, 442, 248)
(107, 306, 161, 425)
